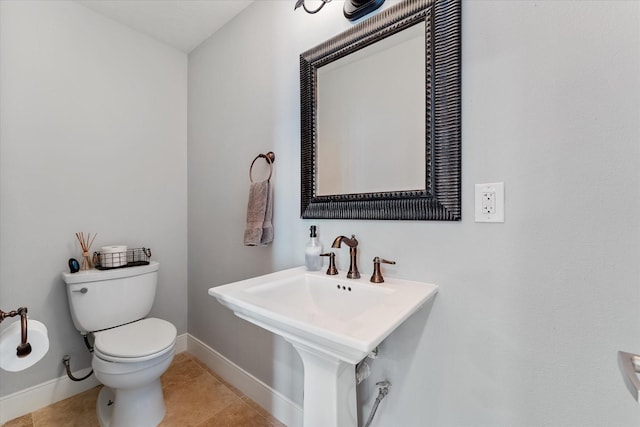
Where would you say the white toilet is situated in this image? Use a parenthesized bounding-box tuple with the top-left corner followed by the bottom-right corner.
(62, 261, 176, 427)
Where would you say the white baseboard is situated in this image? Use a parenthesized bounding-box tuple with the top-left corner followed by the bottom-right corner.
(175, 332, 188, 353)
(0, 366, 99, 424)
(187, 334, 303, 427)
(0, 332, 190, 425)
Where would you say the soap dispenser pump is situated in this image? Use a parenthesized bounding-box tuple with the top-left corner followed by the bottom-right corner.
(305, 225, 323, 271)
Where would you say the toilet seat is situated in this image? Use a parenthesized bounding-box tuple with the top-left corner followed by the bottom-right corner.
(94, 318, 176, 363)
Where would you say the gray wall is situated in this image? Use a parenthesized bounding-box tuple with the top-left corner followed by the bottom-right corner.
(0, 1, 188, 396)
(188, 1, 640, 426)
(1, 0, 638, 425)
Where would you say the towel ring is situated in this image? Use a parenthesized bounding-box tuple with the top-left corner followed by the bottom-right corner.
(249, 151, 275, 183)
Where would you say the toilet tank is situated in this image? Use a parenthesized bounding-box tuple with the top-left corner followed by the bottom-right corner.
(62, 261, 160, 334)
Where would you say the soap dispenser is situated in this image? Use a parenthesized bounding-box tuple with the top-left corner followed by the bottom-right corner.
(305, 225, 323, 271)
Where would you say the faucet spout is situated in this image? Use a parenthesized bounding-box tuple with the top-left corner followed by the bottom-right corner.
(331, 235, 360, 279)
(331, 235, 358, 248)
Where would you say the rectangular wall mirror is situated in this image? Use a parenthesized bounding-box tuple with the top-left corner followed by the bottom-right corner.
(300, 0, 461, 220)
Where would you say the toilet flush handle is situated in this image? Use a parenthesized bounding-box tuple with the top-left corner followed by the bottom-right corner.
(72, 287, 88, 294)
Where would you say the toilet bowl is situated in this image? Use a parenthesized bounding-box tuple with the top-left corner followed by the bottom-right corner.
(91, 318, 177, 427)
(62, 262, 176, 427)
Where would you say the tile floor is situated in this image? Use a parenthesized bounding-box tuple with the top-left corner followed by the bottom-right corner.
(2, 352, 285, 427)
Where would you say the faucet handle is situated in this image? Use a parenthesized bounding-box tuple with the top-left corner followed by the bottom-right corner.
(320, 252, 338, 275)
(370, 257, 396, 283)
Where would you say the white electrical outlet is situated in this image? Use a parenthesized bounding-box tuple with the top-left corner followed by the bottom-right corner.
(475, 182, 504, 222)
(482, 191, 496, 214)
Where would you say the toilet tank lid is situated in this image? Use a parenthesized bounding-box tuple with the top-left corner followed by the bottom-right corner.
(94, 318, 176, 359)
(62, 261, 159, 285)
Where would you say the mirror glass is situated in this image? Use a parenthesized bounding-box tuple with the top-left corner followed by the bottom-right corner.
(316, 23, 425, 196)
(300, 0, 461, 220)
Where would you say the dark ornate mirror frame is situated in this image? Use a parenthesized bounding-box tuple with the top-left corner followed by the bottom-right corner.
(300, 0, 461, 220)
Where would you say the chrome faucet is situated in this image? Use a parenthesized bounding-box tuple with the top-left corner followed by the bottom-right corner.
(331, 235, 360, 279)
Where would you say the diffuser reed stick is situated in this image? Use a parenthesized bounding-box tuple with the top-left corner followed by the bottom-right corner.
(75, 232, 96, 270)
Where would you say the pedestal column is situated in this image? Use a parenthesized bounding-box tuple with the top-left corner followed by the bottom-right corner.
(290, 342, 358, 427)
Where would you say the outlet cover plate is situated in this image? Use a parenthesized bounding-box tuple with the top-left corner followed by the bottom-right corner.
(475, 182, 504, 223)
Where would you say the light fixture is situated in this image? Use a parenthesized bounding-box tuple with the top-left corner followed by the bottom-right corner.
(343, 0, 385, 21)
(294, 0, 385, 21)
(294, 0, 332, 15)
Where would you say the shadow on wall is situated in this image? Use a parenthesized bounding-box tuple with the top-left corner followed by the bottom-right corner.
(356, 296, 437, 422)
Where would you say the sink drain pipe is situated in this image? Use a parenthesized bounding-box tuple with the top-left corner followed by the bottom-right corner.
(362, 381, 391, 427)
(62, 334, 94, 382)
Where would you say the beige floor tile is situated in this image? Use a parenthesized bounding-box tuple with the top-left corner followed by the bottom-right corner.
(170, 351, 193, 365)
(31, 386, 100, 427)
(190, 358, 245, 399)
(195, 399, 274, 427)
(240, 397, 286, 427)
(1, 414, 33, 427)
(3, 353, 285, 427)
(162, 356, 206, 388)
(159, 366, 242, 426)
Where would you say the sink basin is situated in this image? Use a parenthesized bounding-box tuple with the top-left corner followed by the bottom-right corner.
(208, 266, 438, 427)
(209, 266, 438, 364)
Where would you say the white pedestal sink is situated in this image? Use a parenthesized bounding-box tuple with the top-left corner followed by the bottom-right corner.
(209, 267, 438, 427)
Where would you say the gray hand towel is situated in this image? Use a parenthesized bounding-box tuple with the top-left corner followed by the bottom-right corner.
(244, 180, 269, 246)
(260, 182, 273, 245)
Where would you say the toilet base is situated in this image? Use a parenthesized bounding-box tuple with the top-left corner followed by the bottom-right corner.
(96, 382, 166, 427)
(96, 386, 114, 427)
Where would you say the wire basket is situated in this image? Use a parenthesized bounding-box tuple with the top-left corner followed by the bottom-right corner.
(94, 247, 152, 270)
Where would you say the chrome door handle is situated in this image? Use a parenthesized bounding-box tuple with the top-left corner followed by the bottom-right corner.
(72, 287, 88, 294)
(618, 351, 640, 402)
